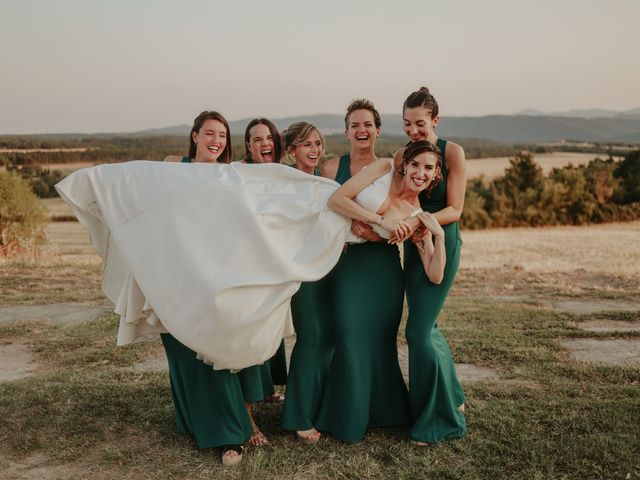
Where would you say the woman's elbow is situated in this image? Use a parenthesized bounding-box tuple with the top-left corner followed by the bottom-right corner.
(427, 271, 444, 285)
(327, 194, 339, 212)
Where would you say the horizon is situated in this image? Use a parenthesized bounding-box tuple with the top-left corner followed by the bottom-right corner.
(3, 108, 640, 137)
(2, 0, 639, 135)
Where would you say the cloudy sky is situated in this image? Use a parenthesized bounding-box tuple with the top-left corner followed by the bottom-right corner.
(1, 0, 638, 134)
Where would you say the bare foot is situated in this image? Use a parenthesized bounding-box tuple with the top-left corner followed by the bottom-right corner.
(296, 428, 321, 444)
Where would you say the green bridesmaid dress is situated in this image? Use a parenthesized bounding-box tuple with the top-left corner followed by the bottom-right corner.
(161, 333, 253, 448)
(159, 154, 254, 447)
(315, 155, 410, 443)
(282, 167, 334, 431)
(404, 138, 466, 442)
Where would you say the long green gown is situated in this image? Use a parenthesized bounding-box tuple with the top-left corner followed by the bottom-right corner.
(281, 167, 334, 431)
(161, 333, 253, 448)
(315, 155, 410, 443)
(404, 138, 467, 442)
(160, 157, 253, 447)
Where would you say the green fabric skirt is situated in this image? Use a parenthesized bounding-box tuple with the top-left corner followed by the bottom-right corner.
(282, 276, 334, 430)
(160, 333, 253, 448)
(403, 222, 466, 442)
(315, 242, 410, 443)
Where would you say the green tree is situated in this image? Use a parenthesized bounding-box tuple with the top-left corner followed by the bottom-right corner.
(614, 150, 640, 203)
(0, 171, 48, 256)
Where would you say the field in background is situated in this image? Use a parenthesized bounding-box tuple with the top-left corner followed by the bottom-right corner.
(466, 151, 619, 180)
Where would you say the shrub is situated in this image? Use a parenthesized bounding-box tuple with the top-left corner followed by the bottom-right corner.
(0, 171, 48, 257)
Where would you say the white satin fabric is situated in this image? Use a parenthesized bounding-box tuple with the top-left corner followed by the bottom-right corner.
(56, 160, 388, 370)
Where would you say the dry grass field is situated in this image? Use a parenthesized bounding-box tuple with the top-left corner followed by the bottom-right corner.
(1, 220, 639, 479)
(466, 152, 620, 180)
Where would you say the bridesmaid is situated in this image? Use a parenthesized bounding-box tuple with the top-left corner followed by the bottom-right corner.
(235, 117, 288, 446)
(315, 99, 410, 443)
(240, 117, 288, 387)
(280, 122, 331, 443)
(394, 87, 467, 443)
(162, 110, 250, 466)
(240, 117, 283, 164)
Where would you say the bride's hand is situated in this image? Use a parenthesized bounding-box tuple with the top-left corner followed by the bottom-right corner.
(417, 212, 444, 238)
(351, 220, 384, 242)
(381, 217, 412, 243)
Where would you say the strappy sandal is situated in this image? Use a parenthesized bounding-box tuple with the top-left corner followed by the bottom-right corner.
(264, 393, 285, 403)
(221, 445, 243, 467)
(296, 428, 321, 445)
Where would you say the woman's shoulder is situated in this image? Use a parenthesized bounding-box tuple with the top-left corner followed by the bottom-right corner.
(443, 139, 464, 158)
(320, 156, 340, 179)
(392, 147, 405, 169)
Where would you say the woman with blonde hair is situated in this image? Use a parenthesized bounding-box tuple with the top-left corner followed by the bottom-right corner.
(279, 122, 331, 443)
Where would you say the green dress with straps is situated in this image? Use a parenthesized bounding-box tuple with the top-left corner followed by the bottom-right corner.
(315, 155, 410, 443)
(158, 155, 253, 448)
(281, 166, 334, 431)
(403, 138, 466, 442)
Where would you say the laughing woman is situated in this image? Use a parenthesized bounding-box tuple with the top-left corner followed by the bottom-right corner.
(279, 122, 331, 443)
(162, 110, 251, 466)
(235, 117, 288, 446)
(395, 87, 467, 443)
(240, 117, 282, 164)
(314, 99, 410, 443)
(241, 117, 288, 389)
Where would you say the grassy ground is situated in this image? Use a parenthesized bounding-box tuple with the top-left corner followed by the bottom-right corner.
(1, 222, 639, 479)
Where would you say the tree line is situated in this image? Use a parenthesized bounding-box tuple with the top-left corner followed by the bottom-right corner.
(461, 150, 640, 229)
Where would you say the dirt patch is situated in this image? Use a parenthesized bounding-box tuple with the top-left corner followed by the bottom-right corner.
(577, 320, 640, 333)
(552, 300, 640, 314)
(1, 453, 90, 480)
(455, 363, 500, 382)
(559, 338, 640, 366)
(0, 342, 38, 382)
(130, 354, 167, 373)
(397, 344, 498, 384)
(0, 304, 112, 326)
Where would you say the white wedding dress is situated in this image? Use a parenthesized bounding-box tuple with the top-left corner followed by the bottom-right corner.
(56, 160, 394, 370)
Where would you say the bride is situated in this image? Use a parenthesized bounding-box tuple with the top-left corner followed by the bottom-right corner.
(55, 138, 445, 372)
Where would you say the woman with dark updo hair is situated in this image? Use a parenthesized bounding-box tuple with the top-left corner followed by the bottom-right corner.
(393, 86, 467, 443)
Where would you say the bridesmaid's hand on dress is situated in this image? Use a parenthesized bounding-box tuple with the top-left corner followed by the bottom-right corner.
(418, 212, 445, 238)
(351, 220, 384, 242)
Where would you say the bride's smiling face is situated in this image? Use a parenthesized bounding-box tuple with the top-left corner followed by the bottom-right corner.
(402, 151, 440, 193)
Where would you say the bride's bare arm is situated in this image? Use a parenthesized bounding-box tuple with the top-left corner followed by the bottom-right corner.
(413, 213, 446, 284)
(327, 159, 410, 236)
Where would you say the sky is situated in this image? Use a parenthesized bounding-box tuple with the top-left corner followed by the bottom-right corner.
(1, 0, 639, 134)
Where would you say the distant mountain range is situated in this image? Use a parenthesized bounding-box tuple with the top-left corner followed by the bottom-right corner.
(136, 109, 640, 144)
(514, 107, 640, 120)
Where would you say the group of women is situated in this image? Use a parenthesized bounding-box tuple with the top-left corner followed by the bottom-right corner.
(56, 87, 467, 467)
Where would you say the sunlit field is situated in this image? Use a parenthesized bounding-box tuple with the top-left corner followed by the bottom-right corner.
(1, 219, 638, 479)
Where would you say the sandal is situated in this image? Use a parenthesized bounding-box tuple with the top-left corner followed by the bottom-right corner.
(296, 428, 321, 445)
(221, 445, 243, 467)
(264, 393, 285, 403)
